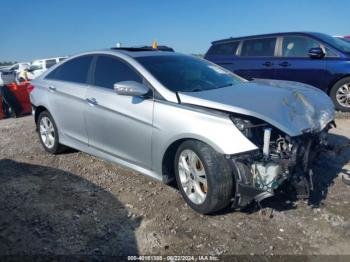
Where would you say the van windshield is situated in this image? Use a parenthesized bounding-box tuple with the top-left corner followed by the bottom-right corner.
(136, 55, 244, 92)
(314, 33, 350, 53)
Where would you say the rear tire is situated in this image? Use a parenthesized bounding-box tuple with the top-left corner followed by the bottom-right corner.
(37, 111, 66, 154)
(174, 140, 234, 214)
(330, 77, 350, 112)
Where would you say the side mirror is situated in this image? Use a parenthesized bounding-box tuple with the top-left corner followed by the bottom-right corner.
(308, 47, 325, 59)
(114, 81, 149, 97)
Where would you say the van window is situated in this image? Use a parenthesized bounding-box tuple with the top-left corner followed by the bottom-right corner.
(241, 38, 276, 57)
(45, 59, 57, 69)
(93, 55, 142, 89)
(28, 61, 43, 71)
(282, 36, 320, 57)
(207, 42, 239, 56)
(46, 55, 93, 84)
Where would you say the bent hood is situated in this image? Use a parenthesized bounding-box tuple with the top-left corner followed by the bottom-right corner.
(178, 79, 335, 137)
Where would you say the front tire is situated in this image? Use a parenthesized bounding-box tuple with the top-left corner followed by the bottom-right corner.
(37, 111, 66, 154)
(174, 140, 234, 214)
(330, 77, 350, 112)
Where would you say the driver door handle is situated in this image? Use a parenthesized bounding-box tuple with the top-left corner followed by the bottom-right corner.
(48, 86, 56, 92)
(262, 61, 273, 67)
(86, 97, 98, 106)
(279, 61, 291, 67)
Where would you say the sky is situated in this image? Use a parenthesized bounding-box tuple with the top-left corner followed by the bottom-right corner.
(1, 0, 350, 62)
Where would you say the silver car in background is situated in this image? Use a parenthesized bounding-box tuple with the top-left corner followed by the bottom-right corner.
(30, 47, 335, 214)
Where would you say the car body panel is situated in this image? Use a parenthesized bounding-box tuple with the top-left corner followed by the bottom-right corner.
(40, 79, 89, 145)
(85, 85, 154, 169)
(178, 79, 335, 137)
(151, 100, 259, 177)
(230, 56, 279, 81)
(273, 57, 327, 90)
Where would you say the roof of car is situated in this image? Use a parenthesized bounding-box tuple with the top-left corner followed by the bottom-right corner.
(212, 31, 323, 44)
(107, 48, 179, 58)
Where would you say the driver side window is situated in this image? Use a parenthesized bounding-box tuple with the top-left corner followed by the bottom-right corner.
(282, 36, 320, 57)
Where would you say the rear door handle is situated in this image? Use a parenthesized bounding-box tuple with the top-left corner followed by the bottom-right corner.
(48, 86, 56, 92)
(86, 97, 98, 106)
(279, 61, 291, 67)
(262, 61, 273, 67)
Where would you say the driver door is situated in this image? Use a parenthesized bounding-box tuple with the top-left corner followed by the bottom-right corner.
(274, 35, 326, 88)
(85, 55, 154, 169)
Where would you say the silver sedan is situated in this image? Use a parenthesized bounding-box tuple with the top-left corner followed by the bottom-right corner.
(30, 48, 335, 214)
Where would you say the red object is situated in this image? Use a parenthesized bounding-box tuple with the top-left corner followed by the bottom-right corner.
(0, 96, 5, 120)
(345, 35, 350, 39)
(6, 81, 32, 116)
(27, 84, 34, 93)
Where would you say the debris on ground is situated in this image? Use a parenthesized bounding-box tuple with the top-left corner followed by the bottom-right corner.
(0, 116, 349, 255)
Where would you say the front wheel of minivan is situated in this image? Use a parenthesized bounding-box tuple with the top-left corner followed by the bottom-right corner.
(174, 140, 234, 214)
(330, 77, 350, 112)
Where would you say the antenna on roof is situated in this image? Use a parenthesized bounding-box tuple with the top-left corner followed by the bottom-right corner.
(116, 42, 122, 48)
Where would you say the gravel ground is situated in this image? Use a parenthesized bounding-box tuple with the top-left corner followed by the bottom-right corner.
(0, 115, 349, 257)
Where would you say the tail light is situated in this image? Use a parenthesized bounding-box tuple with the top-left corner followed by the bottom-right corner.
(27, 84, 34, 93)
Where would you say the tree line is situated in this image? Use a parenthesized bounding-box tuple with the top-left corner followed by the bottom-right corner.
(0, 62, 17, 66)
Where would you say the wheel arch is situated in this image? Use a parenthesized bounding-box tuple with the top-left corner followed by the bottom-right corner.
(161, 136, 227, 183)
(34, 105, 49, 125)
(327, 74, 350, 94)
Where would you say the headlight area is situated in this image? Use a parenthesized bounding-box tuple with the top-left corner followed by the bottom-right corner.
(229, 115, 334, 208)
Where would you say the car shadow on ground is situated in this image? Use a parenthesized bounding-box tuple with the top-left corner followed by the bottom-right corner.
(0, 159, 140, 258)
(234, 133, 350, 215)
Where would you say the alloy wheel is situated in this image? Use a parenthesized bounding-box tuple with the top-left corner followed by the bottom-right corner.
(336, 83, 350, 108)
(178, 149, 207, 205)
(39, 116, 55, 149)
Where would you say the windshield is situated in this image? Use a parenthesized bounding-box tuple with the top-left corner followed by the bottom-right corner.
(136, 55, 244, 92)
(339, 37, 350, 44)
(313, 33, 350, 53)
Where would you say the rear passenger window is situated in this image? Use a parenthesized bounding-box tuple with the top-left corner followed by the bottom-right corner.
(46, 55, 93, 84)
(241, 38, 277, 57)
(93, 55, 142, 89)
(207, 42, 239, 55)
(282, 36, 320, 57)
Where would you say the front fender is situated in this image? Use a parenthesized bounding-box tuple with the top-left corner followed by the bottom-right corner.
(151, 101, 258, 177)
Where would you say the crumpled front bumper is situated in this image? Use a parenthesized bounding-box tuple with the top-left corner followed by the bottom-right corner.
(228, 123, 335, 208)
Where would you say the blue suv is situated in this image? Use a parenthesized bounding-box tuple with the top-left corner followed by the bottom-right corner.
(205, 32, 350, 111)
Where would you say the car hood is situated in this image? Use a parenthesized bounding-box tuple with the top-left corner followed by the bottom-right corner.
(178, 79, 335, 136)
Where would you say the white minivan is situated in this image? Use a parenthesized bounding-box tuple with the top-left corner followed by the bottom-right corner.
(27, 57, 67, 80)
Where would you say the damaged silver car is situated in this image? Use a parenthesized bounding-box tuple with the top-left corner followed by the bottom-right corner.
(30, 48, 335, 214)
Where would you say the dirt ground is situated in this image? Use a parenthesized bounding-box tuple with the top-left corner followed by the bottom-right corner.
(0, 114, 349, 258)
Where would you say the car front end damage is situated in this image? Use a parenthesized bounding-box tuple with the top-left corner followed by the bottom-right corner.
(177, 79, 336, 207)
(229, 115, 335, 207)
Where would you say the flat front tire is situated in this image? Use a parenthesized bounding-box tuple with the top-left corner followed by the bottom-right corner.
(174, 140, 234, 214)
